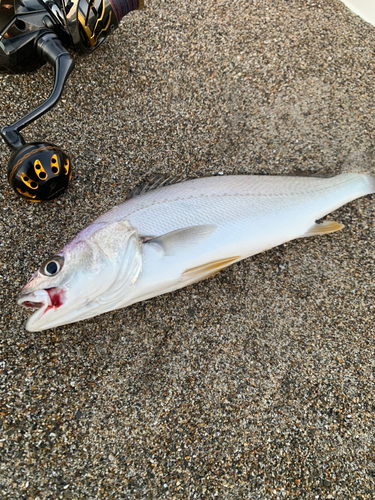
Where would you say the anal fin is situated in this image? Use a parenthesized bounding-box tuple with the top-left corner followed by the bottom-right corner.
(182, 256, 241, 285)
(304, 220, 344, 237)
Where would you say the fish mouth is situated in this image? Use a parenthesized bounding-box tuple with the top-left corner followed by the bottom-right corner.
(18, 288, 65, 331)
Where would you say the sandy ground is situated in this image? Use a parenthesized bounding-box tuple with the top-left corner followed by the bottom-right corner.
(0, 0, 375, 498)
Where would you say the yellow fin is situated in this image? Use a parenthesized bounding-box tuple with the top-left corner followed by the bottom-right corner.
(182, 256, 240, 285)
(304, 220, 344, 237)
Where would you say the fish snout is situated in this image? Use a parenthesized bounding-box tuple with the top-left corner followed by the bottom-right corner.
(21, 271, 39, 291)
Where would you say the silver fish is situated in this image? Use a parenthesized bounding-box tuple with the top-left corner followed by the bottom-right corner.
(18, 173, 375, 331)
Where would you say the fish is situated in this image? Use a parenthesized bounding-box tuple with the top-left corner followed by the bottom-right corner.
(18, 172, 375, 331)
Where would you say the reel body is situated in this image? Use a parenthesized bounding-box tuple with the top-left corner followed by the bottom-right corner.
(0, 0, 143, 201)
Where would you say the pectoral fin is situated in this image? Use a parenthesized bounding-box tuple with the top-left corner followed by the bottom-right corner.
(145, 225, 216, 256)
(303, 220, 344, 237)
(182, 256, 240, 285)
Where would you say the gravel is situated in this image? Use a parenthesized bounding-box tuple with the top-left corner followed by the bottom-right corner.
(0, 0, 374, 498)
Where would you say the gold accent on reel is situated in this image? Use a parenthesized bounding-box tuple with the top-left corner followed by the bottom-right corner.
(64, 158, 70, 175)
(34, 159, 48, 180)
(50, 154, 59, 174)
(21, 173, 38, 190)
(78, 0, 112, 48)
(16, 188, 40, 201)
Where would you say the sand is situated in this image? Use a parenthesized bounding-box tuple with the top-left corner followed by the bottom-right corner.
(0, 0, 374, 498)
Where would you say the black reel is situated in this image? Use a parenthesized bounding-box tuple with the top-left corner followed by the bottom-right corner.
(0, 0, 144, 201)
(7, 142, 71, 202)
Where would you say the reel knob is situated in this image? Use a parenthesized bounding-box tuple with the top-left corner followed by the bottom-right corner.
(7, 142, 72, 202)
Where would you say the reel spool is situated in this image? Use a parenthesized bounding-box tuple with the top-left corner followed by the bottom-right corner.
(0, 0, 143, 201)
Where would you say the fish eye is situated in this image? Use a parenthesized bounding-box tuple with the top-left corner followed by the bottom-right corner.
(40, 255, 64, 277)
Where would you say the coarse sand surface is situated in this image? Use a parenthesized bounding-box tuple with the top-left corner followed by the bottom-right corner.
(0, 0, 374, 498)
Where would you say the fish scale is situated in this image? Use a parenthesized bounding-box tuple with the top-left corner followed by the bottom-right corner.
(94, 174, 371, 235)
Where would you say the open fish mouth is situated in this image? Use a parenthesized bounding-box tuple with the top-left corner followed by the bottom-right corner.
(18, 288, 65, 325)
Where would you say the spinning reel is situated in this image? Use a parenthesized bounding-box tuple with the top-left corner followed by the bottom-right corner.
(0, 0, 143, 201)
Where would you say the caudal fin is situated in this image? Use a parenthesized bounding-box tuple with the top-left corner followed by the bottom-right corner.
(360, 173, 375, 195)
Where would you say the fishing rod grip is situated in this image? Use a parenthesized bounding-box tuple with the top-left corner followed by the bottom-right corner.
(110, 0, 144, 22)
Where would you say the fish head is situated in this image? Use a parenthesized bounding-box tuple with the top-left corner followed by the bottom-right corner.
(18, 220, 142, 332)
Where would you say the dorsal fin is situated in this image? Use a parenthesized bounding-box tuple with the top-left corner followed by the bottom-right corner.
(126, 174, 195, 200)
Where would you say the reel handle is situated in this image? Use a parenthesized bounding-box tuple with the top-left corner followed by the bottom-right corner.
(1, 33, 75, 202)
(1, 33, 75, 151)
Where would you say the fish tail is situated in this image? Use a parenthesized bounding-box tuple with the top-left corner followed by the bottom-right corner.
(366, 174, 375, 195)
(347, 172, 375, 197)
